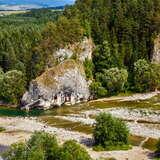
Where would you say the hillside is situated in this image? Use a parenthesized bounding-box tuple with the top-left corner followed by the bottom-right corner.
(0, 1, 160, 160)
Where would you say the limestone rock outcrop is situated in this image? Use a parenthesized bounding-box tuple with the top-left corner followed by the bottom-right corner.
(21, 60, 90, 110)
(54, 37, 93, 63)
(152, 35, 160, 64)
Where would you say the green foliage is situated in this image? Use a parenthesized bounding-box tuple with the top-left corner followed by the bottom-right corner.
(59, 140, 92, 160)
(134, 59, 151, 92)
(0, 9, 62, 26)
(27, 132, 59, 160)
(93, 113, 129, 150)
(22, 9, 62, 23)
(96, 68, 128, 95)
(41, 16, 84, 49)
(0, 9, 63, 84)
(2, 132, 92, 160)
(65, 0, 160, 95)
(0, 11, 84, 100)
(149, 63, 160, 90)
(83, 59, 94, 79)
(2, 132, 59, 160)
(0, 24, 42, 82)
(30, 16, 84, 80)
(93, 41, 117, 73)
(93, 144, 131, 151)
(90, 82, 108, 98)
(0, 0, 160, 103)
(2, 143, 27, 160)
(66, 0, 160, 66)
(0, 70, 26, 104)
(134, 59, 160, 92)
(0, 9, 84, 104)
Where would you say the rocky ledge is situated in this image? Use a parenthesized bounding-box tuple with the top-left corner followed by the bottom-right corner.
(21, 59, 90, 110)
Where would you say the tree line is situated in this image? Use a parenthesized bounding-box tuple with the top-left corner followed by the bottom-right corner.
(0, 0, 160, 104)
(64, 0, 160, 97)
(0, 8, 84, 104)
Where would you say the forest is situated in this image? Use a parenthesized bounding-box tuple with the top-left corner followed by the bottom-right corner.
(0, 0, 160, 104)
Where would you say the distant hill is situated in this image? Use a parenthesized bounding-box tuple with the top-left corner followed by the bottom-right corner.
(0, 0, 75, 10)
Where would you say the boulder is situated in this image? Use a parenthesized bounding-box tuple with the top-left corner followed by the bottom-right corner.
(21, 60, 90, 110)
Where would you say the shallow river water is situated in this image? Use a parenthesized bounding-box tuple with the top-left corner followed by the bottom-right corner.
(0, 94, 160, 151)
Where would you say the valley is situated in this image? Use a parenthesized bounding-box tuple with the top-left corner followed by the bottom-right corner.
(0, 0, 160, 159)
(0, 93, 160, 160)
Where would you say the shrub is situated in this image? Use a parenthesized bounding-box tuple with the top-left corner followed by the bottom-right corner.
(93, 113, 129, 150)
(104, 68, 128, 94)
(0, 70, 26, 104)
(2, 132, 92, 160)
(134, 59, 151, 92)
(83, 59, 94, 80)
(134, 59, 160, 92)
(96, 68, 128, 95)
(149, 63, 160, 91)
(2, 132, 59, 160)
(2, 143, 27, 160)
(27, 132, 59, 159)
(90, 82, 108, 98)
(59, 140, 92, 160)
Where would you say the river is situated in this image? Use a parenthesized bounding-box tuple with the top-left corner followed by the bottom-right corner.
(0, 93, 160, 159)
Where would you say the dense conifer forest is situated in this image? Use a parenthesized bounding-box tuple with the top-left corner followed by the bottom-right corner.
(0, 0, 160, 104)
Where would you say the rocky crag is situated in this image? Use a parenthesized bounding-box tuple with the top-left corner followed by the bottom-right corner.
(22, 38, 94, 110)
(54, 37, 93, 63)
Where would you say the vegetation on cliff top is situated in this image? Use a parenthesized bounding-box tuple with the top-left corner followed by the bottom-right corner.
(36, 59, 85, 87)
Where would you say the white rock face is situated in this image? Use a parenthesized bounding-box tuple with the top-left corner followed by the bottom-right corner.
(54, 37, 94, 63)
(152, 35, 160, 64)
(55, 48, 73, 62)
(22, 60, 90, 110)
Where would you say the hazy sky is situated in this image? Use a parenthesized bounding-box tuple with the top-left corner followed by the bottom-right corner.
(0, 0, 75, 10)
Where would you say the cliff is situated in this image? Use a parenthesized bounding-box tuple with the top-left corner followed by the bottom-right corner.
(22, 37, 94, 110)
(22, 59, 90, 110)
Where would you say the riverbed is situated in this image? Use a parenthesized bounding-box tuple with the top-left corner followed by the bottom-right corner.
(0, 92, 160, 160)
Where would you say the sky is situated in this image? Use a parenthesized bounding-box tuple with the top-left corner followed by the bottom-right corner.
(0, 0, 75, 10)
